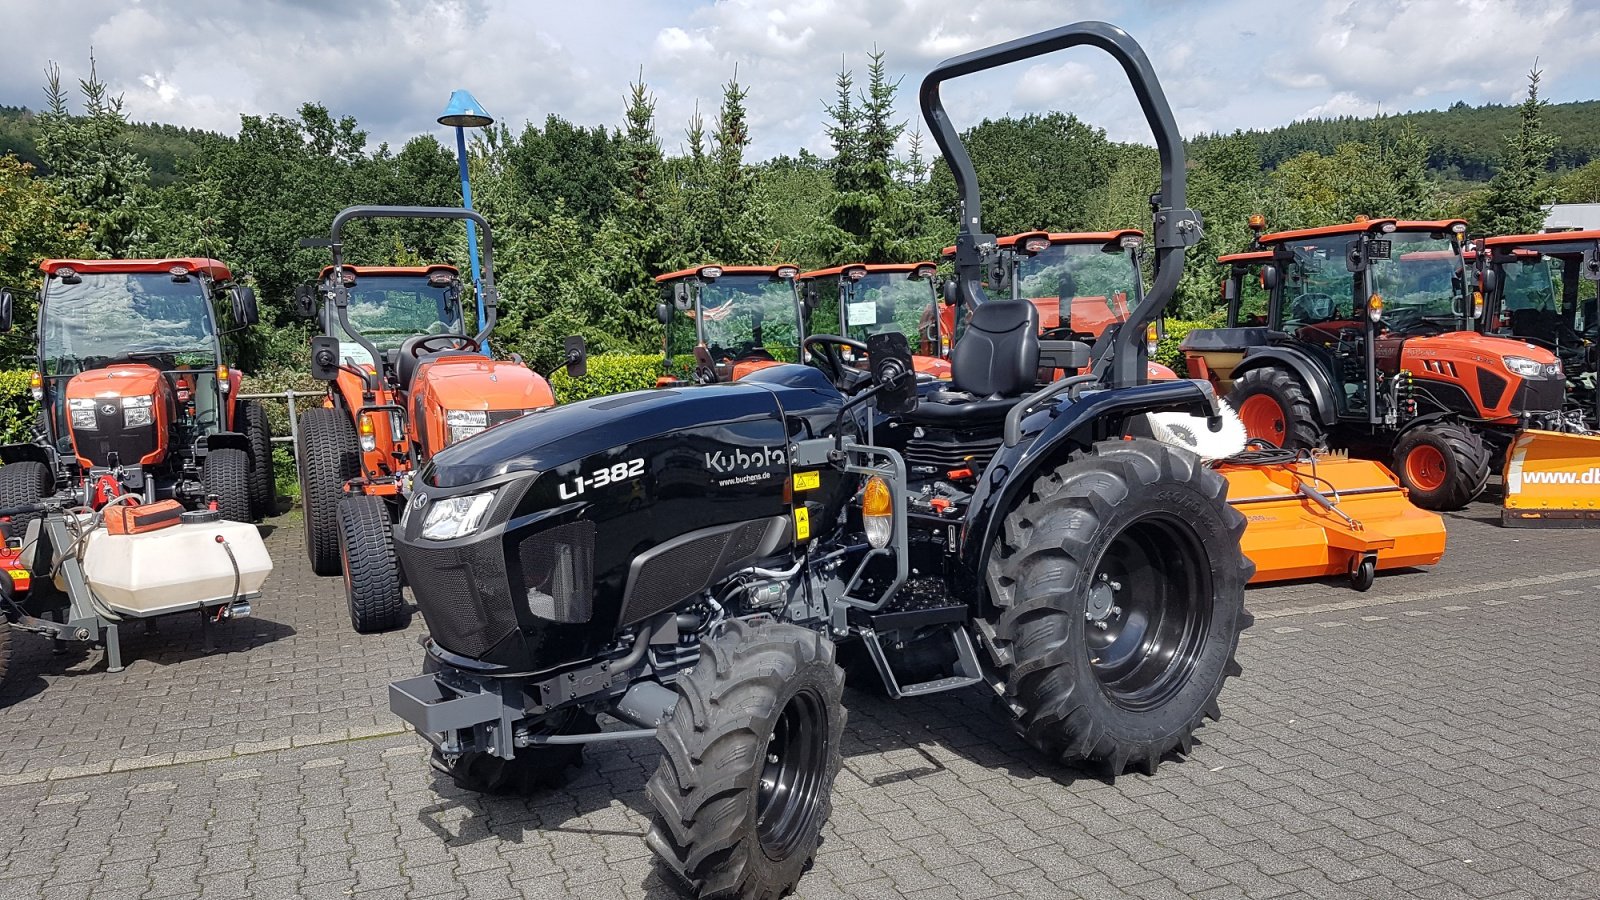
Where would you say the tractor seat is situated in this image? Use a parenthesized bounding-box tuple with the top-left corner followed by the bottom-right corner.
(396, 336, 476, 392)
(905, 300, 1039, 426)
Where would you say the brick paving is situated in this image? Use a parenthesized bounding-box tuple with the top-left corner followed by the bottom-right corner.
(0, 501, 1597, 898)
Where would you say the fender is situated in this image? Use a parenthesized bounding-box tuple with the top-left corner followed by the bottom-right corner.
(203, 432, 250, 454)
(0, 442, 52, 466)
(1234, 345, 1340, 425)
(956, 378, 1221, 609)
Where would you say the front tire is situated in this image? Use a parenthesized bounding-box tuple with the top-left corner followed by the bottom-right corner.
(200, 448, 253, 523)
(240, 400, 276, 519)
(298, 407, 360, 575)
(647, 619, 845, 899)
(337, 494, 406, 633)
(985, 438, 1251, 776)
(1392, 421, 1490, 510)
(1229, 366, 1326, 450)
(0, 460, 54, 536)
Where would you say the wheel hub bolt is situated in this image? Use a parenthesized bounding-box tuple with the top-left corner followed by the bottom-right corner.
(1094, 620, 1108, 631)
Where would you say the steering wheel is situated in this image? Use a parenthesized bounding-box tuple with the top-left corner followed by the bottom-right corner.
(1291, 292, 1337, 322)
(404, 333, 479, 358)
(804, 334, 869, 388)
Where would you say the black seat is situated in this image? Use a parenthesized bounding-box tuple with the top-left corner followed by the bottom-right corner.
(906, 301, 1039, 425)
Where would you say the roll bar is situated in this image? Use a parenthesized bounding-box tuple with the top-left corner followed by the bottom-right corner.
(918, 21, 1201, 388)
(321, 205, 500, 389)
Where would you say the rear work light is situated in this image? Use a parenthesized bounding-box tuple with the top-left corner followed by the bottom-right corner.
(775, 266, 799, 280)
(1022, 236, 1051, 254)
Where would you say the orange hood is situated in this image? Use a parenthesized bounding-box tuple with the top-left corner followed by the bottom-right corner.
(64, 364, 163, 401)
(417, 357, 556, 411)
(1402, 331, 1559, 366)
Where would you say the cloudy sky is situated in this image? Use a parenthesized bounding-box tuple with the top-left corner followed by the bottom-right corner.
(2, 0, 1596, 161)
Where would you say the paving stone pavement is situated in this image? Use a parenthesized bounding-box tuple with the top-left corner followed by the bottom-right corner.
(0, 500, 1596, 899)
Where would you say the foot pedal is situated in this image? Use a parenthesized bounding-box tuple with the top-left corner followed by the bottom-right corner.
(859, 623, 984, 699)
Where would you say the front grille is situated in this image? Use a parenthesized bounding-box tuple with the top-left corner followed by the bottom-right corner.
(1512, 378, 1564, 414)
(906, 432, 1002, 475)
(515, 521, 595, 623)
(488, 409, 527, 427)
(1477, 369, 1508, 409)
(621, 520, 769, 625)
(400, 538, 518, 659)
(74, 407, 157, 467)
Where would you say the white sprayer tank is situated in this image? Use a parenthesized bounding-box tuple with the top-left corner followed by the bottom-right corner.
(78, 519, 273, 616)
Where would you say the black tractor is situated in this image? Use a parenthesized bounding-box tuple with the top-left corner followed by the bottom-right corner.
(387, 21, 1250, 899)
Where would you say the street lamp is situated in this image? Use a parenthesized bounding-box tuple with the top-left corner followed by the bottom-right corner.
(438, 89, 494, 353)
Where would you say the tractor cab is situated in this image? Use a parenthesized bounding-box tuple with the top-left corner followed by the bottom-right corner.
(1475, 230, 1599, 427)
(312, 264, 466, 384)
(654, 264, 803, 384)
(0, 257, 269, 520)
(797, 262, 951, 379)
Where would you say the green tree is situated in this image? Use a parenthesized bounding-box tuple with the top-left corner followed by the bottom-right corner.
(1478, 67, 1556, 235)
(596, 72, 678, 349)
(34, 57, 152, 256)
(706, 70, 763, 263)
(0, 155, 91, 361)
(927, 113, 1115, 237)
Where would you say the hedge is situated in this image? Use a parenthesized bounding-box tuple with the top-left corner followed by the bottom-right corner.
(0, 370, 35, 444)
(549, 354, 662, 404)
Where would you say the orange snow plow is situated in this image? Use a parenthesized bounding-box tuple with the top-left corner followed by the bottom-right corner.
(1502, 429, 1600, 527)
(1220, 450, 1447, 590)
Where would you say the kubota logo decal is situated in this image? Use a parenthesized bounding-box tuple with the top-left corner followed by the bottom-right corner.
(705, 445, 788, 475)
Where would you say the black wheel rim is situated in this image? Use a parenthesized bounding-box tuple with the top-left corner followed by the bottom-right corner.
(1083, 513, 1210, 711)
(756, 686, 828, 860)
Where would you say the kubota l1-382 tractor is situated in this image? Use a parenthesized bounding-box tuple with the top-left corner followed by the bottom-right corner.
(1184, 216, 1566, 510)
(0, 258, 270, 524)
(388, 22, 1249, 898)
(294, 206, 564, 633)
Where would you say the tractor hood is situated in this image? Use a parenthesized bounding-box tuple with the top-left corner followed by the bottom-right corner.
(417, 356, 555, 412)
(1403, 332, 1560, 368)
(420, 365, 843, 489)
(64, 364, 163, 401)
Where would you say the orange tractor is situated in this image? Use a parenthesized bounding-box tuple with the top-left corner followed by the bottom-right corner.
(797, 262, 953, 379)
(294, 206, 562, 632)
(1185, 216, 1567, 510)
(1472, 230, 1600, 524)
(653, 264, 804, 384)
(949, 230, 1178, 380)
(0, 258, 270, 524)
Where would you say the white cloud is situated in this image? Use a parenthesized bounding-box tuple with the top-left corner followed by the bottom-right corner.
(1, 0, 1597, 161)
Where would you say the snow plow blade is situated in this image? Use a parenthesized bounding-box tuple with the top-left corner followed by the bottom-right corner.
(1502, 428, 1600, 527)
(1219, 455, 1447, 586)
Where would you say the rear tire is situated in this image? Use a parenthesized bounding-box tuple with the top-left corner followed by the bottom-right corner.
(1392, 421, 1489, 510)
(337, 494, 406, 633)
(985, 438, 1251, 776)
(647, 619, 845, 899)
(0, 617, 12, 687)
(429, 709, 597, 793)
(200, 448, 253, 523)
(240, 400, 276, 519)
(1229, 366, 1326, 450)
(0, 460, 54, 536)
(298, 407, 360, 576)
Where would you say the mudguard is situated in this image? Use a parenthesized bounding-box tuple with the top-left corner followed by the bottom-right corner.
(1234, 345, 1341, 425)
(0, 442, 51, 466)
(956, 378, 1221, 606)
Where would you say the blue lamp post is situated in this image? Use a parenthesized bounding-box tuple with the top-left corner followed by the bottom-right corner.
(438, 89, 494, 353)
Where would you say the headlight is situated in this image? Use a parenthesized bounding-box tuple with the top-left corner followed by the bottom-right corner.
(445, 409, 487, 445)
(123, 395, 154, 428)
(421, 490, 495, 541)
(68, 398, 98, 431)
(1503, 356, 1547, 378)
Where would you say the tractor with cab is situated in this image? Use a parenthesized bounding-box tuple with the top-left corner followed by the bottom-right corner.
(1184, 216, 1566, 510)
(388, 22, 1250, 899)
(653, 264, 803, 385)
(294, 206, 564, 633)
(797, 262, 952, 379)
(0, 258, 270, 525)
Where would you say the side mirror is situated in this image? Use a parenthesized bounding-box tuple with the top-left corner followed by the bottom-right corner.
(656, 301, 671, 325)
(293, 283, 319, 318)
(1346, 238, 1371, 273)
(1221, 277, 1239, 304)
(866, 332, 917, 415)
(802, 283, 819, 311)
(1480, 268, 1498, 295)
(230, 285, 260, 327)
(309, 335, 340, 381)
(563, 335, 587, 379)
(1261, 266, 1279, 290)
(673, 282, 691, 310)
(0, 289, 12, 333)
(942, 278, 960, 306)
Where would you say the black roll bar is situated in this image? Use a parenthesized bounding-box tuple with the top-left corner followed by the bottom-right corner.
(918, 21, 1201, 387)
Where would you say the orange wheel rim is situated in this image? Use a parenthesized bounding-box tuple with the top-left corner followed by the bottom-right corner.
(1405, 444, 1447, 492)
(1238, 395, 1287, 445)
